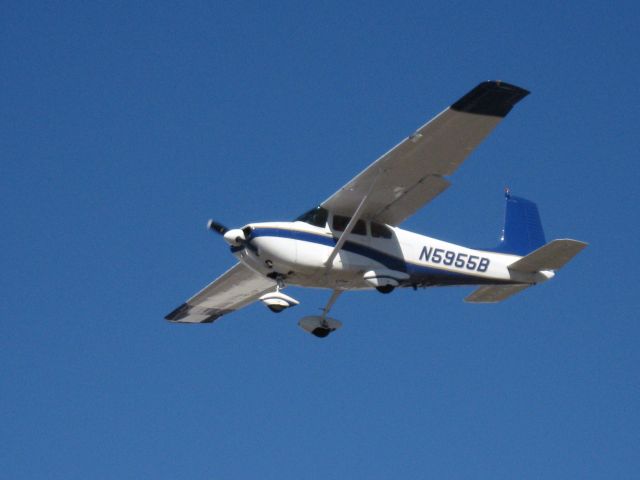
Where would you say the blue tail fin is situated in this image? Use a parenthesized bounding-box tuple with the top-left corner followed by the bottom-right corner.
(492, 191, 546, 256)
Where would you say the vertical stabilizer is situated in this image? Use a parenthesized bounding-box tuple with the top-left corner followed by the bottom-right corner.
(494, 190, 546, 256)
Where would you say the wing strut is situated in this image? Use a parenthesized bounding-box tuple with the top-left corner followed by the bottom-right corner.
(324, 170, 382, 267)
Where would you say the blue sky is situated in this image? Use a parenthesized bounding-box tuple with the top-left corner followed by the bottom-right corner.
(2, 1, 639, 478)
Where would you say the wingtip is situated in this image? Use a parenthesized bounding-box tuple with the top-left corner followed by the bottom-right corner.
(451, 80, 530, 117)
(165, 303, 190, 321)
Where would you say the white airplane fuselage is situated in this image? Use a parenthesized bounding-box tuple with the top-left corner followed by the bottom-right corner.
(232, 220, 553, 291)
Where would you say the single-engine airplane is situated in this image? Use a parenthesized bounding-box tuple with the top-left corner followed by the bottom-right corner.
(166, 81, 587, 337)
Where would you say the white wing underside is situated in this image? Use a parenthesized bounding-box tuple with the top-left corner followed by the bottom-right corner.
(165, 263, 276, 324)
(464, 284, 531, 303)
(321, 81, 529, 226)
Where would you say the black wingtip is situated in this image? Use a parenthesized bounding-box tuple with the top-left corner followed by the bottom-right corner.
(165, 303, 190, 321)
(451, 81, 530, 117)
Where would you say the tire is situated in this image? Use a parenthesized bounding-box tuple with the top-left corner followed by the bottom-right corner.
(376, 285, 395, 294)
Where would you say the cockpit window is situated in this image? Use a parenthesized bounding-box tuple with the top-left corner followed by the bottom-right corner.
(371, 222, 392, 239)
(333, 215, 366, 235)
(295, 207, 328, 228)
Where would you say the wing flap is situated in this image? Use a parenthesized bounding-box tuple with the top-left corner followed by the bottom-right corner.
(464, 284, 531, 303)
(165, 263, 276, 324)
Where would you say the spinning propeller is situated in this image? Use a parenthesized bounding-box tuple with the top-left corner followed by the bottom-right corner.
(206, 220, 229, 236)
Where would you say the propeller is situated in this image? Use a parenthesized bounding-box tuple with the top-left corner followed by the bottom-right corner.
(207, 219, 229, 235)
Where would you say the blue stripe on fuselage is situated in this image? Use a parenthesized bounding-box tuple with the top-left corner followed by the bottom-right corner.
(249, 227, 487, 285)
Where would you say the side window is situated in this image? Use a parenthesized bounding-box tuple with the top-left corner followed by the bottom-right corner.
(352, 219, 367, 235)
(371, 222, 392, 239)
(333, 215, 366, 235)
(333, 215, 349, 231)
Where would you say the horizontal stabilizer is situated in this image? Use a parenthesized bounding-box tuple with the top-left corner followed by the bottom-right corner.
(465, 284, 530, 303)
(508, 239, 588, 273)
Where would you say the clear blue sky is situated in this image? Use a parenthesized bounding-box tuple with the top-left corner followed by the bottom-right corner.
(3, 1, 638, 478)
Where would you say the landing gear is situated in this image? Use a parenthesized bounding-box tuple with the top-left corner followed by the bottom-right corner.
(298, 290, 343, 338)
(311, 327, 333, 338)
(376, 285, 395, 294)
(299, 316, 342, 338)
(259, 276, 300, 313)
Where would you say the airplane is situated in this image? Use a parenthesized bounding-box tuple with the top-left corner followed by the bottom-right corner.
(165, 80, 587, 338)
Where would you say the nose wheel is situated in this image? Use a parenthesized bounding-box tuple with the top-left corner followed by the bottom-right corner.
(376, 285, 395, 294)
(259, 276, 300, 313)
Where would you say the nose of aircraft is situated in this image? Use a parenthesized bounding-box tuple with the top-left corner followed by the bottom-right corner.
(223, 228, 245, 246)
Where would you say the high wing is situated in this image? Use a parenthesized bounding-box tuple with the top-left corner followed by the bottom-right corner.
(321, 81, 529, 226)
(165, 263, 276, 324)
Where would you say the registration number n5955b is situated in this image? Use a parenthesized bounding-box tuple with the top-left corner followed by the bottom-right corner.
(419, 246, 490, 272)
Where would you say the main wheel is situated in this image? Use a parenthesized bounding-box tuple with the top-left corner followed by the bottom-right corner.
(376, 285, 395, 294)
(311, 327, 333, 338)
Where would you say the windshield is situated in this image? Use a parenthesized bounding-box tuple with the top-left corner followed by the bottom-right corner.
(295, 207, 328, 228)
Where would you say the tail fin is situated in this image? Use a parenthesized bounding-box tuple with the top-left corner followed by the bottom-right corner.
(493, 190, 546, 256)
